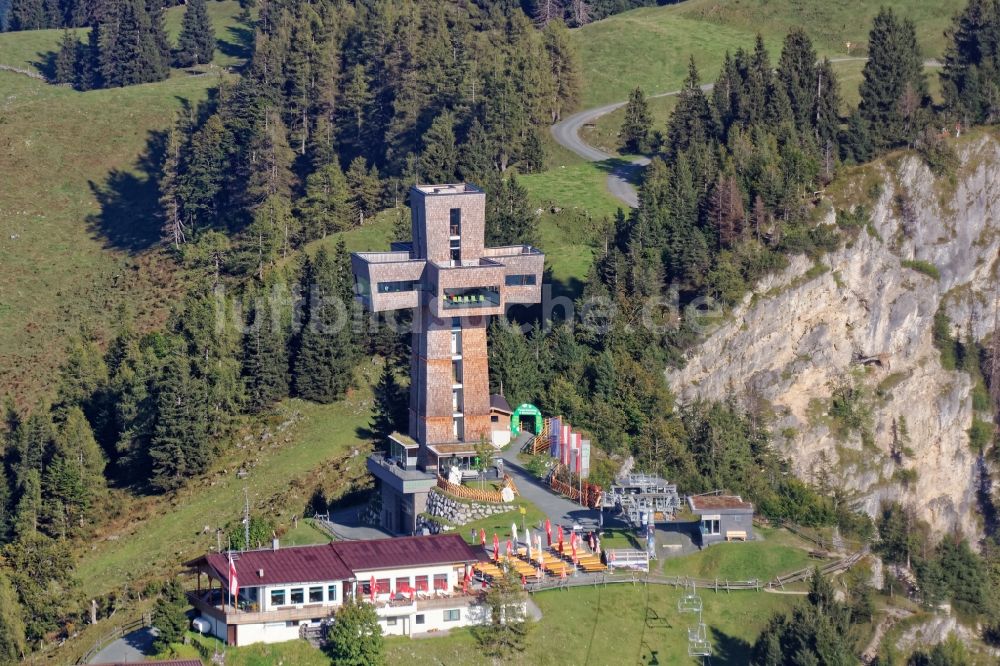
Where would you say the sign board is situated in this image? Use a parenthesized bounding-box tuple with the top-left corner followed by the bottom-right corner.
(510, 403, 543, 436)
(580, 439, 591, 479)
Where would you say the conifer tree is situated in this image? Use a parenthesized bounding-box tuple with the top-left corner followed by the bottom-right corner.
(712, 51, 741, 138)
(814, 58, 842, 178)
(41, 407, 104, 537)
(12, 470, 41, 540)
(53, 29, 78, 85)
(148, 355, 210, 491)
(0, 570, 26, 664)
(174, 0, 215, 67)
(370, 362, 406, 444)
(419, 112, 458, 184)
(299, 158, 350, 241)
(246, 110, 295, 209)
(776, 28, 818, 133)
(621, 86, 652, 154)
(941, 0, 1000, 124)
(542, 19, 581, 122)
(293, 243, 357, 404)
(665, 58, 714, 159)
(458, 118, 493, 182)
(160, 125, 186, 248)
(242, 282, 290, 413)
(8, 0, 44, 31)
(859, 7, 929, 148)
(485, 174, 536, 246)
(94, 0, 169, 87)
(345, 157, 380, 225)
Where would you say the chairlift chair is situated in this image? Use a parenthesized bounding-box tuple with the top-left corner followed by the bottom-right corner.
(677, 581, 703, 613)
(687, 617, 712, 657)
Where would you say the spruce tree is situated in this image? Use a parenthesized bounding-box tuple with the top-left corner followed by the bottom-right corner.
(242, 282, 290, 413)
(7, 0, 44, 31)
(0, 570, 26, 664)
(299, 158, 350, 241)
(665, 58, 714, 159)
(345, 157, 380, 225)
(370, 362, 406, 444)
(814, 58, 842, 177)
(458, 118, 494, 182)
(292, 243, 357, 404)
(95, 0, 169, 87)
(941, 0, 1000, 124)
(542, 19, 582, 122)
(54, 29, 78, 85)
(419, 112, 458, 184)
(621, 87, 652, 154)
(174, 0, 215, 67)
(776, 28, 818, 133)
(148, 355, 210, 491)
(859, 7, 929, 148)
(485, 174, 536, 246)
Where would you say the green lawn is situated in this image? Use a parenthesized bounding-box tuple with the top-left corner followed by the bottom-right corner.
(279, 518, 335, 547)
(74, 385, 375, 599)
(521, 161, 623, 220)
(0, 1, 246, 75)
(386, 583, 798, 665)
(573, 0, 965, 106)
(658, 528, 816, 582)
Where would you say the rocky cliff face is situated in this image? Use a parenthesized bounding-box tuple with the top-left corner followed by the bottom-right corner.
(668, 132, 1000, 540)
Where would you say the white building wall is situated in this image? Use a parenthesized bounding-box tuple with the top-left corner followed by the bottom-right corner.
(353, 563, 466, 600)
(234, 621, 305, 646)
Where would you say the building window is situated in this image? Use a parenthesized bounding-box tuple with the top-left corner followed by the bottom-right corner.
(452, 388, 461, 413)
(443, 286, 500, 309)
(450, 330, 461, 355)
(450, 208, 461, 237)
(444, 609, 460, 622)
(453, 417, 462, 440)
(309, 586, 323, 603)
(452, 360, 462, 384)
(491, 415, 499, 423)
(327, 585, 338, 602)
(358, 581, 371, 597)
(396, 577, 411, 592)
(415, 575, 429, 592)
(377, 280, 416, 294)
(270, 589, 286, 606)
(415, 614, 425, 625)
(701, 518, 720, 535)
(433, 574, 449, 591)
(376, 578, 391, 594)
(290, 588, 304, 604)
(505, 274, 537, 286)
(386, 616, 397, 626)
(451, 317, 461, 329)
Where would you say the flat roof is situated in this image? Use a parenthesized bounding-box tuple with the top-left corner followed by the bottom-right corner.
(427, 442, 480, 456)
(389, 431, 419, 449)
(412, 183, 482, 195)
(688, 495, 753, 511)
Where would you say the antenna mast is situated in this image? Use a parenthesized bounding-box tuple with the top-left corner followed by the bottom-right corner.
(243, 486, 250, 550)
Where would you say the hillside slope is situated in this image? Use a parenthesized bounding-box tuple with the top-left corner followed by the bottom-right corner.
(0, 2, 244, 405)
(574, 0, 964, 105)
(668, 132, 1000, 539)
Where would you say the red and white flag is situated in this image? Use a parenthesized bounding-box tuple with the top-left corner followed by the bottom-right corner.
(227, 553, 239, 602)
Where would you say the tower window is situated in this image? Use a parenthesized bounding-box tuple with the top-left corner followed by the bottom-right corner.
(449, 208, 461, 236)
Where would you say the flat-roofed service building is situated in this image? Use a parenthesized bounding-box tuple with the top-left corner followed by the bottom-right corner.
(352, 184, 544, 533)
(687, 494, 754, 544)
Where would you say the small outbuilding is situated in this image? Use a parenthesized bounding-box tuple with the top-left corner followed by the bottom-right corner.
(687, 494, 754, 545)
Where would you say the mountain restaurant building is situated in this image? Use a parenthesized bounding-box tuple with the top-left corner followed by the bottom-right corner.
(185, 533, 485, 646)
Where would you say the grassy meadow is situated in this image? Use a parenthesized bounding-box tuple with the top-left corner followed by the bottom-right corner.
(0, 2, 245, 406)
(573, 0, 965, 106)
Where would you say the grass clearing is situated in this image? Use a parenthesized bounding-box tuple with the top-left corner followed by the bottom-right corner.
(386, 583, 797, 664)
(658, 528, 815, 581)
(573, 0, 965, 106)
(521, 161, 623, 219)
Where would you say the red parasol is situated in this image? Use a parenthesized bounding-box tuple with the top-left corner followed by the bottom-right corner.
(521, 574, 527, 587)
(506, 539, 513, 558)
(557, 525, 564, 555)
(545, 518, 552, 546)
(480, 528, 487, 547)
(571, 535, 578, 565)
(369, 576, 376, 603)
(462, 569, 470, 595)
(493, 533, 500, 562)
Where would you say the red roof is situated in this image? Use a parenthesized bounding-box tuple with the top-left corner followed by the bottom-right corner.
(688, 495, 753, 511)
(199, 543, 352, 587)
(331, 534, 478, 573)
(188, 534, 478, 586)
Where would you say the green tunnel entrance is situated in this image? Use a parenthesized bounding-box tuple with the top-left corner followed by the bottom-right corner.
(511, 403, 543, 436)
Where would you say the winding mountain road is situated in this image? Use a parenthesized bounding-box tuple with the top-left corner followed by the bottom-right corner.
(550, 57, 941, 208)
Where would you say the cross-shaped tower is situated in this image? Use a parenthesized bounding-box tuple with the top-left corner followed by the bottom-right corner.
(351, 183, 544, 534)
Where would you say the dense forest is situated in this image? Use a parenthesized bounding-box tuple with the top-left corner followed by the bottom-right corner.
(0, 0, 999, 661)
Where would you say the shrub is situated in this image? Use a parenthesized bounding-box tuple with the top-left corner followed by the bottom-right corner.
(901, 259, 940, 280)
(968, 419, 994, 452)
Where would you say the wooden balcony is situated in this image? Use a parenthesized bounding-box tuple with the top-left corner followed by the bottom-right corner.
(187, 591, 337, 626)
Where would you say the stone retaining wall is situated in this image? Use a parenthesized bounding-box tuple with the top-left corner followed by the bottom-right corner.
(417, 489, 512, 534)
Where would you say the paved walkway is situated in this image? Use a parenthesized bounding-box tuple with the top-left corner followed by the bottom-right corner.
(315, 504, 392, 541)
(89, 627, 157, 664)
(500, 434, 602, 533)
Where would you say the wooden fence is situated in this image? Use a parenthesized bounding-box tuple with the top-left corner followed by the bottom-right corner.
(75, 614, 150, 664)
(548, 470, 602, 508)
(436, 473, 519, 503)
